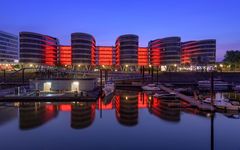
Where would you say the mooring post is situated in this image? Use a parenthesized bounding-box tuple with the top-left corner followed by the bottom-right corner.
(211, 114, 214, 150)
(142, 66, 145, 83)
(210, 71, 214, 106)
(105, 69, 107, 82)
(22, 68, 25, 84)
(47, 69, 50, 79)
(3, 69, 6, 83)
(100, 69, 103, 90)
(151, 66, 154, 83)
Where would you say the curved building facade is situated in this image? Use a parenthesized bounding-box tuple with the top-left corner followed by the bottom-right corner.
(71, 33, 96, 66)
(20, 32, 59, 66)
(181, 39, 216, 65)
(0, 31, 18, 63)
(149, 37, 181, 66)
(115, 34, 138, 66)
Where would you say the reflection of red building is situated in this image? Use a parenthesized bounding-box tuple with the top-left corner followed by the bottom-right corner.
(97, 46, 114, 66)
(138, 47, 148, 66)
(59, 104, 72, 111)
(98, 98, 113, 110)
(138, 92, 148, 108)
(59, 46, 72, 65)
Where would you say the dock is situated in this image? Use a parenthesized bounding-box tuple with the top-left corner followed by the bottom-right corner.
(0, 96, 98, 102)
(159, 85, 240, 112)
(159, 85, 215, 111)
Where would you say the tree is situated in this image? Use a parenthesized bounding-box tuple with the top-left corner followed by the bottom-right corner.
(223, 50, 240, 71)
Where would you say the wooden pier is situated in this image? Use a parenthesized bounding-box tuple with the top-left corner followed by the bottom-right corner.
(159, 85, 215, 111)
(0, 96, 98, 102)
(159, 85, 240, 112)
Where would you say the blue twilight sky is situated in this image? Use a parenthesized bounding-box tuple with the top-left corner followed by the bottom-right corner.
(1, 0, 240, 61)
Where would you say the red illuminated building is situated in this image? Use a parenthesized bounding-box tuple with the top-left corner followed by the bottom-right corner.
(59, 46, 72, 66)
(20, 32, 59, 66)
(149, 37, 181, 66)
(138, 47, 148, 66)
(19, 32, 216, 68)
(97, 46, 114, 66)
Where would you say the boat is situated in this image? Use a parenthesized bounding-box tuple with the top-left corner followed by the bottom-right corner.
(233, 85, 240, 91)
(198, 79, 231, 90)
(102, 81, 115, 101)
(142, 84, 160, 91)
(202, 98, 234, 109)
(153, 92, 177, 99)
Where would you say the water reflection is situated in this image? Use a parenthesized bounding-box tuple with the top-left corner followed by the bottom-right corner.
(71, 102, 96, 129)
(0, 104, 17, 126)
(149, 97, 180, 122)
(5, 90, 220, 130)
(19, 102, 58, 130)
(115, 90, 138, 126)
(1, 90, 240, 149)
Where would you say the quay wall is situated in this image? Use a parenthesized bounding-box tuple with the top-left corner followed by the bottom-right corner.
(154, 72, 240, 84)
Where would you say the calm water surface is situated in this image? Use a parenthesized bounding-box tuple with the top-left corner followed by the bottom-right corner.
(0, 90, 240, 150)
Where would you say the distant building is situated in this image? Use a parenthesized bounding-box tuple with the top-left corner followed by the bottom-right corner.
(116, 34, 138, 68)
(19, 32, 59, 66)
(181, 39, 216, 65)
(149, 37, 181, 66)
(71, 33, 96, 66)
(0, 31, 18, 63)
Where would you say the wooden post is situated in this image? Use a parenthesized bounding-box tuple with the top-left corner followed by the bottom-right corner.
(210, 71, 214, 106)
(151, 66, 154, 83)
(211, 114, 214, 150)
(3, 69, 6, 83)
(99, 98, 102, 118)
(142, 66, 145, 83)
(100, 69, 103, 90)
(47, 69, 50, 79)
(22, 68, 25, 84)
(105, 70, 107, 82)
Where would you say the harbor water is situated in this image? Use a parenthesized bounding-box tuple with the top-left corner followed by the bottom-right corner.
(0, 90, 239, 150)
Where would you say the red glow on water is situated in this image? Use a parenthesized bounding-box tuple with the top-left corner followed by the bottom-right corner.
(59, 104, 71, 111)
(138, 92, 148, 108)
(45, 105, 55, 111)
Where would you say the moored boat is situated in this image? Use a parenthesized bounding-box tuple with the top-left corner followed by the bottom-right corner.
(142, 84, 160, 91)
(198, 79, 231, 90)
(103, 81, 115, 101)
